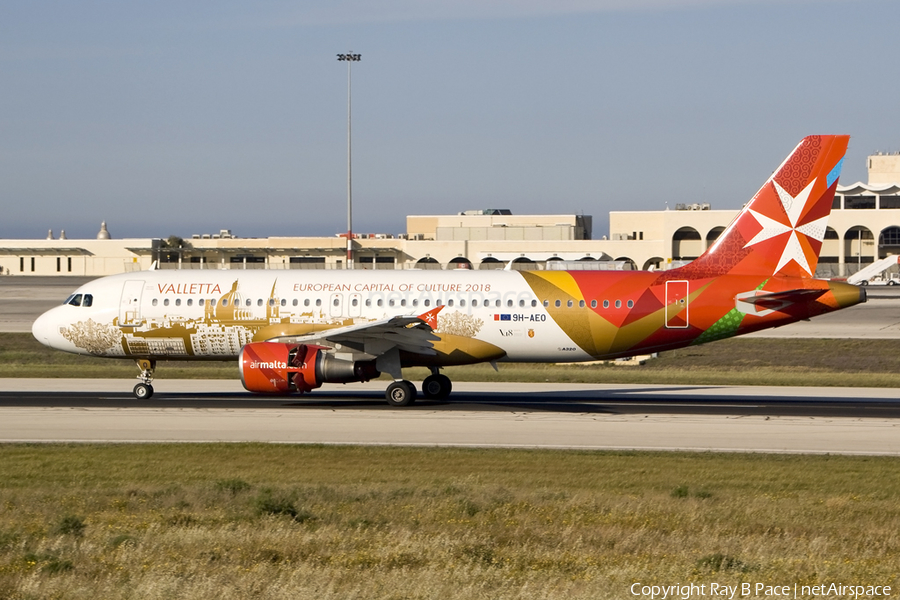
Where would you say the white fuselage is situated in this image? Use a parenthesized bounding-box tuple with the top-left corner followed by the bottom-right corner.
(32, 269, 591, 362)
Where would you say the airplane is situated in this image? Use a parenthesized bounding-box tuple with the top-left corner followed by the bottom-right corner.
(32, 135, 864, 406)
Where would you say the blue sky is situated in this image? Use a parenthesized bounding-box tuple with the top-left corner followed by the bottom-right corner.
(1, 0, 897, 240)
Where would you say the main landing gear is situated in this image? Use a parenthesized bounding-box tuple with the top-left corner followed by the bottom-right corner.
(384, 369, 452, 407)
(422, 369, 452, 400)
(133, 359, 156, 400)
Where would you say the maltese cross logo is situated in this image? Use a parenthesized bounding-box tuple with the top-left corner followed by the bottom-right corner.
(744, 178, 828, 276)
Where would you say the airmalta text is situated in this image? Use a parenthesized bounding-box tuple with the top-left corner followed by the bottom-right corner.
(158, 283, 222, 295)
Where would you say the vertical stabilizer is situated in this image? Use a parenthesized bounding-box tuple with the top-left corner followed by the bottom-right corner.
(674, 135, 849, 279)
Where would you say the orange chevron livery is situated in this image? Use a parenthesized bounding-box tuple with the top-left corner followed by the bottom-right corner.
(33, 135, 864, 405)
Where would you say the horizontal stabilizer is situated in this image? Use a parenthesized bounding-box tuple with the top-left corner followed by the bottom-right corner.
(739, 288, 826, 310)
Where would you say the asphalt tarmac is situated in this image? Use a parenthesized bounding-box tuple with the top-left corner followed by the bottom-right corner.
(1, 380, 898, 454)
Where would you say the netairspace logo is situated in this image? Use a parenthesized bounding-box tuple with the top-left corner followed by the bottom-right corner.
(629, 582, 892, 599)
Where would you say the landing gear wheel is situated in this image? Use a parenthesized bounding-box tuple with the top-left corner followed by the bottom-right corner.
(133, 383, 154, 400)
(422, 374, 452, 400)
(385, 380, 417, 407)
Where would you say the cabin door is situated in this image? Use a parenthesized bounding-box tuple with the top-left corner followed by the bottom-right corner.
(665, 280, 689, 329)
(119, 280, 145, 326)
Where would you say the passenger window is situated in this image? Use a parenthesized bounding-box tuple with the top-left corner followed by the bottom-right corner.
(210, 299, 216, 306)
(484, 299, 490, 307)
(352, 298, 358, 307)
(437, 299, 443, 307)
(187, 299, 193, 307)
(627, 300, 634, 308)
(152, 299, 158, 306)
(448, 299, 454, 307)
(615, 300, 622, 308)
(591, 300, 597, 308)
(603, 300, 609, 309)
(246, 299, 251, 307)
(164, 298, 170, 307)
(257, 299, 263, 307)
(82, 294, 93, 307)
(292, 299, 298, 306)
(543, 300, 549, 308)
(555, 300, 561, 308)
(365, 299, 371, 307)
(389, 299, 395, 307)
(304, 299, 310, 307)
(579, 300, 585, 308)
(519, 300, 525, 307)
(281, 299, 286, 307)
(316, 299, 322, 307)
(567, 300, 573, 308)
(507, 300, 513, 307)
(401, 299, 406, 307)
(175, 299, 181, 307)
(199, 299, 205, 307)
(531, 300, 537, 307)
(460, 299, 466, 307)
(424, 299, 430, 307)
(221, 299, 228, 307)
(495, 300, 500, 307)
(412, 299, 418, 307)
(269, 299, 275, 306)
(377, 299, 383, 307)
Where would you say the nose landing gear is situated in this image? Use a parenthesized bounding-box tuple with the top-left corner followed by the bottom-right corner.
(133, 359, 156, 399)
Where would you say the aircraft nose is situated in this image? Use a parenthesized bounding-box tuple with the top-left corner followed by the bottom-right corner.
(32, 307, 62, 348)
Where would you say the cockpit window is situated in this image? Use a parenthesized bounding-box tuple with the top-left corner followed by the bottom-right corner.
(66, 294, 83, 307)
(82, 294, 93, 307)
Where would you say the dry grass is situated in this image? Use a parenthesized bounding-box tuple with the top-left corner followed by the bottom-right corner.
(1, 444, 898, 599)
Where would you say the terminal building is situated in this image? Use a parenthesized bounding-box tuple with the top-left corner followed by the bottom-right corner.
(3, 153, 900, 279)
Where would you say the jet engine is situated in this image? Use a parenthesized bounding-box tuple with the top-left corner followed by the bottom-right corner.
(238, 341, 379, 394)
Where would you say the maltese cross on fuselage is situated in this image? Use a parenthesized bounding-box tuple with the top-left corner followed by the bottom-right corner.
(744, 178, 828, 276)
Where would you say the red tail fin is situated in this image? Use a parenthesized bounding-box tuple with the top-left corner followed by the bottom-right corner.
(673, 135, 849, 280)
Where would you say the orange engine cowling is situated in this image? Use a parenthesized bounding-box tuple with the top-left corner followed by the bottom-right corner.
(238, 341, 378, 394)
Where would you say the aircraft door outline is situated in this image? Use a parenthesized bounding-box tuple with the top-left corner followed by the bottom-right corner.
(119, 280, 145, 326)
(665, 280, 689, 328)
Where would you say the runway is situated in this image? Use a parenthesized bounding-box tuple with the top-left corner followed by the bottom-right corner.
(1, 379, 898, 455)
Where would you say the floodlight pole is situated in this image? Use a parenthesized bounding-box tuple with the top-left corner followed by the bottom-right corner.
(337, 52, 361, 269)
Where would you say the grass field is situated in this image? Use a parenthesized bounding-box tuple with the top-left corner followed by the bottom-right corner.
(0, 444, 898, 600)
(4, 332, 900, 387)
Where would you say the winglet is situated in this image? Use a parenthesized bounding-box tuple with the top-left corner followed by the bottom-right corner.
(417, 306, 444, 330)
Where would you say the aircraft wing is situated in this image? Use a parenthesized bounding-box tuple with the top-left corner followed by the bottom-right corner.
(264, 306, 443, 358)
